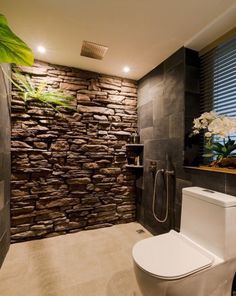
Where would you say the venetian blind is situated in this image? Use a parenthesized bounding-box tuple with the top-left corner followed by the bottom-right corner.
(200, 35, 236, 141)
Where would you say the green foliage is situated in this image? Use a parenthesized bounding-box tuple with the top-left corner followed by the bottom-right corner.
(0, 14, 75, 112)
(13, 71, 75, 111)
(204, 137, 236, 160)
(0, 14, 34, 66)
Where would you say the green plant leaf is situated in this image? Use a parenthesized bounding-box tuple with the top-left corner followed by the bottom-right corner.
(23, 92, 29, 101)
(222, 147, 227, 153)
(37, 82, 46, 93)
(208, 145, 222, 153)
(203, 153, 214, 158)
(0, 14, 34, 66)
(212, 142, 224, 149)
(12, 71, 75, 111)
(225, 138, 235, 148)
(228, 147, 236, 154)
(13, 72, 33, 92)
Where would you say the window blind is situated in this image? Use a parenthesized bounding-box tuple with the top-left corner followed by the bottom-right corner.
(200, 35, 236, 141)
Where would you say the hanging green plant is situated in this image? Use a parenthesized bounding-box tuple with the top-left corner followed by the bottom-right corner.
(0, 14, 34, 66)
(0, 13, 34, 115)
(0, 14, 75, 112)
(11, 71, 76, 111)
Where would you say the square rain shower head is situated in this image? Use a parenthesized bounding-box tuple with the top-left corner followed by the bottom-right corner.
(80, 40, 108, 60)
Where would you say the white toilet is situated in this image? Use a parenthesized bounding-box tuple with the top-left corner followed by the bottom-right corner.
(132, 187, 236, 296)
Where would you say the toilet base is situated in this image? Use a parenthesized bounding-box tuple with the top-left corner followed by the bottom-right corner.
(134, 259, 236, 296)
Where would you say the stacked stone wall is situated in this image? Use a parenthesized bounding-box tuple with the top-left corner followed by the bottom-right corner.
(11, 61, 137, 242)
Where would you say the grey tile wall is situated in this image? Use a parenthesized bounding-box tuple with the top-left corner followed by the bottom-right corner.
(137, 48, 236, 235)
(0, 64, 11, 268)
(138, 48, 185, 235)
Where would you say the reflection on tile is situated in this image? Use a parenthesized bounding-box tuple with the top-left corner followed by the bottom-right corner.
(139, 127, 153, 142)
(169, 112, 184, 139)
(225, 174, 236, 196)
(190, 170, 226, 193)
(164, 47, 184, 72)
(138, 101, 153, 129)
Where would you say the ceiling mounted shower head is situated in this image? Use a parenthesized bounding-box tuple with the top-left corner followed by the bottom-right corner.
(80, 40, 108, 60)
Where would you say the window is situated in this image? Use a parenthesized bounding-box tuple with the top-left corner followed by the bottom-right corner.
(200, 35, 236, 141)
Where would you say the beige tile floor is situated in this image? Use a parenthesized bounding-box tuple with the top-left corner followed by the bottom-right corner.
(0, 222, 151, 296)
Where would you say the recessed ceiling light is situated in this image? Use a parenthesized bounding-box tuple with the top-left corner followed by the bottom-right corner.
(37, 45, 46, 54)
(123, 66, 130, 73)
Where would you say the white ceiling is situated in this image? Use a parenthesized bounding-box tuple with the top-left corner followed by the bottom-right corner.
(1, 0, 236, 80)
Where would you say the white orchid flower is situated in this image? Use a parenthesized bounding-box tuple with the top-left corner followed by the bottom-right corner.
(205, 132, 212, 137)
(192, 111, 236, 139)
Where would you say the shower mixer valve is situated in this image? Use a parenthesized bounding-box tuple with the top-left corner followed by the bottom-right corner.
(149, 161, 158, 173)
(149, 161, 174, 176)
(165, 170, 175, 175)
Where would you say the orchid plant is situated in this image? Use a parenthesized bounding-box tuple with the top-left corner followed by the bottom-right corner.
(192, 111, 236, 162)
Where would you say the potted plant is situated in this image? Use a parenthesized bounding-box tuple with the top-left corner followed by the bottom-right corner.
(192, 111, 236, 168)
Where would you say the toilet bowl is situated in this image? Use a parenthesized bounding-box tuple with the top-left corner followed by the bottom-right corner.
(133, 231, 235, 296)
(132, 187, 236, 296)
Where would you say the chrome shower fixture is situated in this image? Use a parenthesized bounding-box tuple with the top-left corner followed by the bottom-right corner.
(165, 170, 175, 175)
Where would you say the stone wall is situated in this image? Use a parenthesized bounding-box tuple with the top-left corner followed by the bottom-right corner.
(11, 61, 137, 242)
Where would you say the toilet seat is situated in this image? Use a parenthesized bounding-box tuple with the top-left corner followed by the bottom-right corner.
(132, 230, 215, 280)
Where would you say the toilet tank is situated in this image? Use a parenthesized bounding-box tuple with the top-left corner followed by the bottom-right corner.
(180, 187, 236, 260)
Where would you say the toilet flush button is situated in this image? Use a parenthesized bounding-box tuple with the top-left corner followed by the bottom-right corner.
(202, 189, 215, 194)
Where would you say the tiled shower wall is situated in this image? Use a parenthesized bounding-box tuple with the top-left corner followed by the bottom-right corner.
(11, 61, 137, 242)
(0, 64, 11, 266)
(137, 47, 236, 235)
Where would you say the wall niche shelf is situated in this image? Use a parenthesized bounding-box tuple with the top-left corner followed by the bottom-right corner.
(126, 144, 144, 170)
(184, 166, 236, 175)
(125, 164, 143, 169)
(126, 144, 144, 147)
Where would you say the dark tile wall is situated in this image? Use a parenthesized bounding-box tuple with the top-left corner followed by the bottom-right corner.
(138, 48, 186, 234)
(0, 64, 11, 267)
(137, 47, 236, 235)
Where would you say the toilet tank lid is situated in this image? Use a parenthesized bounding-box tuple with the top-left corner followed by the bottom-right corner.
(183, 187, 236, 207)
